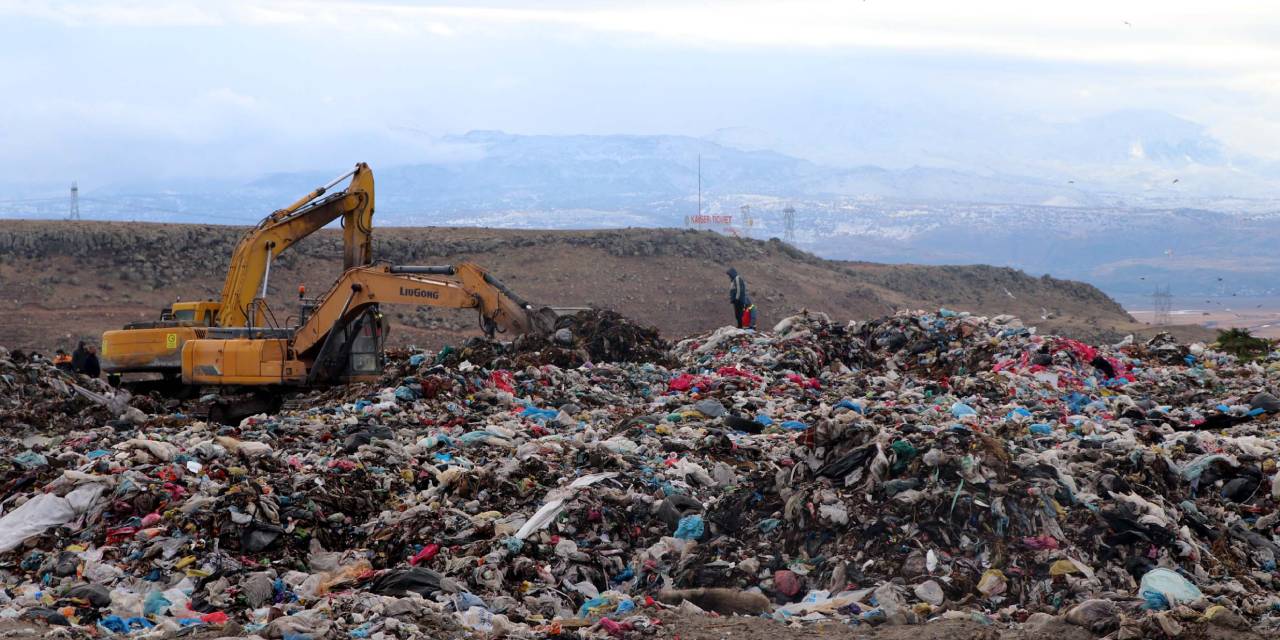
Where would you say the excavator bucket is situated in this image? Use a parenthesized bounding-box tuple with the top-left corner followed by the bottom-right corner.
(530, 306, 561, 335)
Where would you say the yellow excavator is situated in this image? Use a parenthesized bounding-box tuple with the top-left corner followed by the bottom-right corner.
(182, 262, 557, 422)
(101, 163, 377, 387)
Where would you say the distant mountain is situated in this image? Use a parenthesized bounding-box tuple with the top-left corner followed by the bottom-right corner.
(2, 123, 1278, 303)
(97, 129, 1116, 220)
(1049, 109, 1226, 167)
(245, 131, 829, 214)
(769, 107, 1268, 198)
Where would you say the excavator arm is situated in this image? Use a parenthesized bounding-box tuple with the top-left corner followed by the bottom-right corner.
(217, 162, 375, 328)
(292, 262, 544, 357)
(182, 262, 554, 388)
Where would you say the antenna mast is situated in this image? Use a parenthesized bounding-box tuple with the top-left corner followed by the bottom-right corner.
(68, 181, 80, 220)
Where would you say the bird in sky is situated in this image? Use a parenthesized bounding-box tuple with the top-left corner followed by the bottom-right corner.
(1172, 178, 1180, 184)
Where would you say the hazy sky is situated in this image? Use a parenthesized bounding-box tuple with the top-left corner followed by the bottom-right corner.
(2, 0, 1278, 185)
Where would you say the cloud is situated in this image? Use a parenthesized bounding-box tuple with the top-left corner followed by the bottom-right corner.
(8, 0, 1280, 72)
(0, 0, 223, 27)
(205, 88, 257, 109)
(3, 0, 1280, 181)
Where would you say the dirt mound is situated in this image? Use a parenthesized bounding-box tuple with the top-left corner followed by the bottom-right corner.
(0, 221, 1184, 354)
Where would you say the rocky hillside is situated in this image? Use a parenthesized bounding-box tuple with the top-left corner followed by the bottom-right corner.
(0, 221, 1179, 352)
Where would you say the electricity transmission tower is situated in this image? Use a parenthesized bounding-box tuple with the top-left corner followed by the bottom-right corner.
(739, 204, 754, 238)
(1151, 285, 1172, 326)
(783, 206, 796, 243)
(68, 181, 80, 220)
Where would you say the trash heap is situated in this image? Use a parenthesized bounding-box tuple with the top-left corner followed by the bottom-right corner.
(0, 347, 163, 434)
(2, 309, 1280, 639)
(428, 308, 669, 371)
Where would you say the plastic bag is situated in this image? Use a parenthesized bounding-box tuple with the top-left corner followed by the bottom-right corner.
(674, 514, 705, 540)
(0, 489, 96, 553)
(1140, 568, 1202, 609)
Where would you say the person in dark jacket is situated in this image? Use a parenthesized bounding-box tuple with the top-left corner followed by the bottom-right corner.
(726, 267, 756, 329)
(81, 345, 101, 378)
(70, 341, 89, 373)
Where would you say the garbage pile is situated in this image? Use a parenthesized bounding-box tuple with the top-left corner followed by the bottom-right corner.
(0, 347, 161, 434)
(431, 308, 669, 371)
(2, 308, 1280, 639)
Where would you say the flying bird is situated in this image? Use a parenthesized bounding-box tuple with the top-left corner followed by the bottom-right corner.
(1172, 178, 1180, 184)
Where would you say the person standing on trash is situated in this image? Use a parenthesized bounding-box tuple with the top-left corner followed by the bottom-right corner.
(726, 267, 756, 329)
(70, 341, 89, 373)
(80, 344, 101, 378)
(53, 349, 73, 372)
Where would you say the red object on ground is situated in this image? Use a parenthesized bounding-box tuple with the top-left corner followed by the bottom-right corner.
(409, 543, 441, 566)
(774, 569, 801, 597)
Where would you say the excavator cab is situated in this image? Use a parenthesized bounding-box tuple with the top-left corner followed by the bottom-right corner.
(345, 308, 387, 380)
(305, 307, 387, 384)
(169, 301, 219, 326)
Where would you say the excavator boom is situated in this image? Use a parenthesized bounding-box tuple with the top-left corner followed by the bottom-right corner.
(217, 162, 375, 328)
(182, 263, 552, 387)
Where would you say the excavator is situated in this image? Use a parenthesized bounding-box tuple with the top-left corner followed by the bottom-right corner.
(101, 163, 377, 388)
(181, 262, 556, 423)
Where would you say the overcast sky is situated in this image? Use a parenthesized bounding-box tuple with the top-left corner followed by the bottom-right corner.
(2, 0, 1278, 185)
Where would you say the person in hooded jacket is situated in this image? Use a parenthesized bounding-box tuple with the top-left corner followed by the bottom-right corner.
(81, 345, 101, 378)
(70, 341, 89, 373)
(726, 267, 756, 329)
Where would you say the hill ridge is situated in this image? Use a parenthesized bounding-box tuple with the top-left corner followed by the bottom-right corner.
(0, 221, 1178, 351)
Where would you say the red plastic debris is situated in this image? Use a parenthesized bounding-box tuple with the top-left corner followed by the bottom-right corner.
(409, 543, 440, 566)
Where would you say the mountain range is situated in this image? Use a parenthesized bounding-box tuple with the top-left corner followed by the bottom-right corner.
(2, 110, 1277, 303)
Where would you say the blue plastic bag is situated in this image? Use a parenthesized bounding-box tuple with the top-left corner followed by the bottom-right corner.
(836, 399, 865, 414)
(1139, 568, 1202, 609)
(578, 597, 610, 617)
(143, 590, 172, 616)
(951, 402, 977, 417)
(12, 451, 47, 469)
(521, 406, 559, 423)
(674, 514, 705, 540)
(98, 615, 127, 634)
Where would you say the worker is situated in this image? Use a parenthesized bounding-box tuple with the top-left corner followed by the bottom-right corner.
(726, 267, 756, 329)
(53, 349, 73, 372)
(70, 341, 89, 373)
(81, 345, 101, 378)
